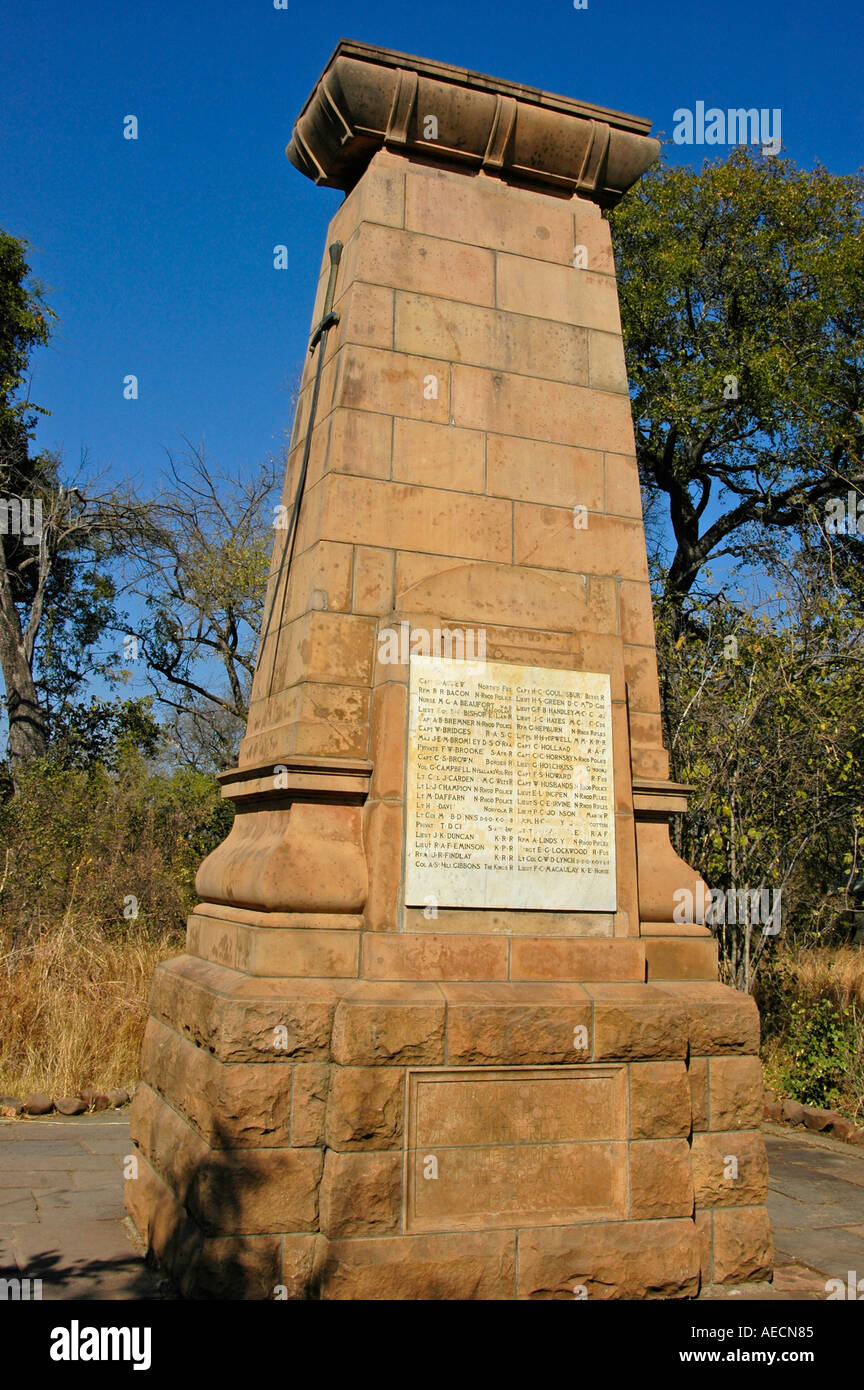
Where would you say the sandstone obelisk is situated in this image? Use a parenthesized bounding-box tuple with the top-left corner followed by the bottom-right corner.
(127, 40, 772, 1299)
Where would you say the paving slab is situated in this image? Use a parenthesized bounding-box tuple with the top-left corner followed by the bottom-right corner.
(0, 1115, 168, 1300)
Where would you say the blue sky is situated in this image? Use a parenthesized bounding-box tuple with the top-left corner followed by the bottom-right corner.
(3, 0, 861, 494)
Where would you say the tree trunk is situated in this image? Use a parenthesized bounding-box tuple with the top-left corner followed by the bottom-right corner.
(0, 573, 48, 784)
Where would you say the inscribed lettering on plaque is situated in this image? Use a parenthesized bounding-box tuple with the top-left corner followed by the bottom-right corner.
(404, 656, 616, 910)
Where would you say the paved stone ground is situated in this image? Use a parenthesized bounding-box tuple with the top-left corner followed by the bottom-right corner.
(0, 1113, 168, 1300)
(1, 1113, 862, 1300)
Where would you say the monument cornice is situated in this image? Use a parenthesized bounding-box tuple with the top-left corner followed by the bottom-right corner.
(286, 39, 660, 206)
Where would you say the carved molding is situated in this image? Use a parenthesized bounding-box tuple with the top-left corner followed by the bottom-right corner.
(287, 39, 659, 206)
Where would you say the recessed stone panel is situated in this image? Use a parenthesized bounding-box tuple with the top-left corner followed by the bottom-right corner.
(405, 1065, 627, 1232)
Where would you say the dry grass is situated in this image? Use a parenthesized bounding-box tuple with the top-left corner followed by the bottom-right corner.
(0, 916, 183, 1099)
(788, 945, 864, 1010)
(0, 756, 229, 1099)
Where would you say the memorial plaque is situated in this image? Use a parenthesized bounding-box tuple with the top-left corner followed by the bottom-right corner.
(405, 656, 617, 911)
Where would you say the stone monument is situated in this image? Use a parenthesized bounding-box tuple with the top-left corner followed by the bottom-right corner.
(127, 40, 773, 1299)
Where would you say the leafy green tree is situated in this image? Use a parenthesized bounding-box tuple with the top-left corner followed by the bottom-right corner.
(0, 229, 154, 781)
(610, 148, 864, 632)
(658, 547, 864, 990)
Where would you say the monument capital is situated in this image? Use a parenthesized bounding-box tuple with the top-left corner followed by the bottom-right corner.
(286, 38, 660, 206)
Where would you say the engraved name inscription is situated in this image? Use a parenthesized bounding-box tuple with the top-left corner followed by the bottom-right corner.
(404, 656, 616, 911)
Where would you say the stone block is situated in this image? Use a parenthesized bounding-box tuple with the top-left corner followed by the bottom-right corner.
(319, 1151, 402, 1237)
(509, 937, 644, 982)
(513, 504, 648, 579)
(352, 545, 394, 617)
(335, 343, 450, 423)
(487, 434, 604, 510)
(406, 165, 573, 263)
(691, 1130, 769, 1208)
(362, 932, 508, 981)
(629, 1061, 691, 1138)
(708, 1056, 764, 1130)
(443, 983, 592, 1065)
(327, 407, 393, 481)
(672, 984, 761, 1055)
(344, 221, 495, 306)
(392, 416, 485, 492)
(517, 1218, 700, 1300)
(188, 1147, 323, 1236)
(395, 291, 589, 385)
(604, 452, 643, 520)
(589, 984, 689, 1061)
(453, 365, 636, 455)
(325, 1066, 405, 1150)
(496, 254, 623, 331)
(362, 801, 403, 932)
(313, 1230, 516, 1300)
(629, 1138, 694, 1218)
(688, 1057, 709, 1132)
(318, 472, 512, 563)
(369, 680, 408, 800)
(291, 1064, 330, 1147)
(644, 937, 719, 982)
(149, 957, 338, 1063)
(140, 1018, 292, 1147)
(712, 1207, 774, 1284)
(330, 989, 446, 1065)
(588, 329, 629, 393)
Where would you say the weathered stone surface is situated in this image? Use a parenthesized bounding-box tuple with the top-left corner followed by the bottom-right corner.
(189, 1148, 323, 1236)
(589, 984, 688, 1061)
(192, 1235, 282, 1300)
(445, 993, 592, 1066)
(629, 1139, 694, 1218)
(802, 1106, 836, 1133)
(695, 1209, 712, 1283)
(517, 1218, 700, 1299)
(509, 938, 644, 982)
(319, 1151, 402, 1237)
(23, 1094, 53, 1115)
(691, 1130, 769, 1208)
(781, 1098, 807, 1125)
(688, 1057, 709, 1131)
(54, 1096, 88, 1115)
(628, 1061, 690, 1138)
(150, 957, 338, 1063)
(140, 1017, 292, 1147)
(330, 991, 445, 1065)
(643, 936, 718, 982)
(313, 1231, 517, 1300)
(278, 1235, 327, 1299)
(712, 1207, 774, 1284)
(80, 1090, 111, 1111)
(291, 1064, 330, 1147)
(325, 1067, 405, 1151)
(671, 983, 761, 1055)
(709, 1056, 764, 1130)
(130, 1082, 322, 1237)
(361, 931, 508, 981)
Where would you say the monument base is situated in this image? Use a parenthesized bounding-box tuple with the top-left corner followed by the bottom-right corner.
(126, 941, 773, 1299)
